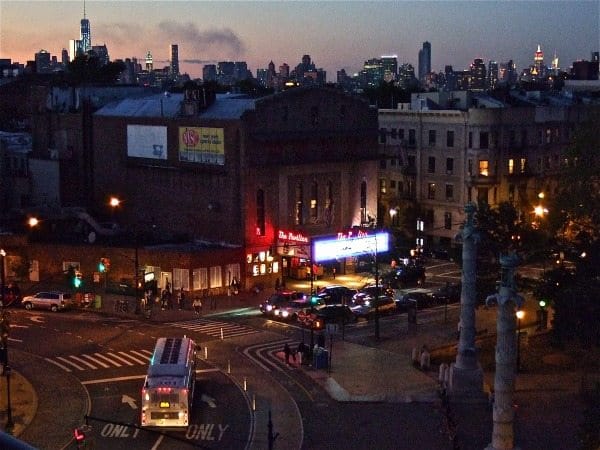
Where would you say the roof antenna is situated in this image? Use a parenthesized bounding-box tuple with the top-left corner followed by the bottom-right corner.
(83, 0, 86, 18)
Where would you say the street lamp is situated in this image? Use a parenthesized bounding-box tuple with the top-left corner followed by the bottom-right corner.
(0, 249, 13, 433)
(516, 309, 524, 372)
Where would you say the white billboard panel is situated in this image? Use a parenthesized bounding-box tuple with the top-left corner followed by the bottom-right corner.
(127, 125, 168, 159)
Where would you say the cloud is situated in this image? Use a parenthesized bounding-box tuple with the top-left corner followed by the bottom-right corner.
(182, 59, 218, 65)
(158, 21, 246, 57)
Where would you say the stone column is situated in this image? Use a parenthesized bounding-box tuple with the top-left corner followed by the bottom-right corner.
(486, 253, 524, 450)
(449, 203, 484, 397)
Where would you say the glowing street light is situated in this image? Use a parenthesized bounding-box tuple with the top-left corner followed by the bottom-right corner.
(516, 309, 525, 372)
(27, 217, 39, 228)
(109, 196, 121, 208)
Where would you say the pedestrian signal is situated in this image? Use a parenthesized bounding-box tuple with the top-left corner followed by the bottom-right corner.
(73, 427, 86, 442)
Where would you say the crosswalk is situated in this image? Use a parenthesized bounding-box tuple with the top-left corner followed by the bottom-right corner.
(165, 318, 261, 339)
(45, 349, 152, 373)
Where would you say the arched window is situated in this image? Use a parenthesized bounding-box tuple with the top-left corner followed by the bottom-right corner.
(360, 181, 367, 224)
(295, 183, 303, 225)
(256, 189, 265, 236)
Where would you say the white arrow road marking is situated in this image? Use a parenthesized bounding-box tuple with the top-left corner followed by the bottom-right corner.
(29, 316, 45, 323)
(122, 394, 137, 409)
(200, 394, 217, 408)
(9, 324, 29, 328)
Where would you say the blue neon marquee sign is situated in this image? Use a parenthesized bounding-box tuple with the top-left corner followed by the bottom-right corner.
(312, 232, 389, 262)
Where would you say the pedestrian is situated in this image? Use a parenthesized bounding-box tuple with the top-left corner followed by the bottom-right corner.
(193, 297, 202, 316)
(297, 342, 305, 365)
(284, 343, 291, 365)
(160, 289, 168, 310)
(178, 288, 185, 310)
(332, 267, 336, 279)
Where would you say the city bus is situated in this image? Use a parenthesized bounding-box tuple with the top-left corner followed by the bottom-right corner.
(141, 336, 198, 427)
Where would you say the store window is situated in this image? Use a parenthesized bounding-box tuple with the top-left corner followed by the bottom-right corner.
(173, 268, 190, 291)
(193, 268, 209, 290)
(209, 266, 222, 288)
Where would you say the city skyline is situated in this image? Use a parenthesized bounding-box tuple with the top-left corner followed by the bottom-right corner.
(1, 1, 598, 79)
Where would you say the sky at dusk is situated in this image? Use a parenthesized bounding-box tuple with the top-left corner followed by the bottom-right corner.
(1, 1, 598, 80)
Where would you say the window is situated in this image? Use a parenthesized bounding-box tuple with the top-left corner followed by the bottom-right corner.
(390, 180, 396, 189)
(508, 159, 515, 174)
(310, 181, 318, 221)
(426, 209, 434, 226)
(390, 128, 397, 139)
(545, 128, 551, 144)
(295, 183, 303, 225)
(225, 264, 241, 285)
(256, 189, 265, 236)
(172, 268, 190, 291)
(447, 130, 455, 147)
(428, 130, 436, 146)
(209, 266, 222, 288)
(398, 129, 405, 140)
(193, 268, 209, 290)
(428, 156, 436, 173)
(446, 158, 454, 174)
(468, 131, 473, 148)
(508, 185, 515, 203)
(445, 184, 454, 201)
(468, 159, 473, 175)
(519, 158, 526, 173)
(444, 212, 452, 230)
(479, 160, 489, 176)
(427, 183, 436, 200)
(397, 181, 403, 193)
(408, 129, 416, 147)
(360, 181, 367, 224)
(407, 155, 416, 168)
(379, 178, 386, 194)
(480, 132, 489, 149)
(467, 187, 472, 202)
(477, 187, 488, 203)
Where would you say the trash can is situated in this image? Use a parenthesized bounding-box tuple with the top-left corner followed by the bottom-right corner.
(313, 348, 329, 369)
(94, 295, 102, 309)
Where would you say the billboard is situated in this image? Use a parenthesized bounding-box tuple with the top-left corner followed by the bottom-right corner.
(127, 125, 167, 160)
(179, 127, 225, 165)
(313, 232, 389, 263)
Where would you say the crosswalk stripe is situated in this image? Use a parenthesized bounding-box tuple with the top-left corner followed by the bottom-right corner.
(118, 351, 147, 365)
(45, 357, 72, 372)
(94, 353, 122, 367)
(56, 356, 86, 371)
(69, 355, 99, 369)
(166, 319, 259, 339)
(80, 354, 110, 368)
(107, 352, 134, 366)
(130, 350, 151, 362)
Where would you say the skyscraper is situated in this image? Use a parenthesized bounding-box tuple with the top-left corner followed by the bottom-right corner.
(80, 1, 91, 53)
(418, 41, 431, 84)
(469, 58, 486, 90)
(170, 44, 179, 80)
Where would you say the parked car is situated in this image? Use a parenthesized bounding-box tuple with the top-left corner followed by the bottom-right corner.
(259, 290, 307, 316)
(432, 282, 462, 304)
(21, 291, 74, 312)
(315, 285, 357, 305)
(350, 294, 396, 319)
(382, 264, 426, 288)
(394, 288, 435, 311)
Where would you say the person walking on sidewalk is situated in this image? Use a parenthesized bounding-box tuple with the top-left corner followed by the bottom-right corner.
(193, 297, 202, 316)
(177, 288, 185, 310)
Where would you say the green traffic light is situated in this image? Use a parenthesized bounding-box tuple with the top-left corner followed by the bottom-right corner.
(310, 296, 319, 305)
(74, 277, 82, 288)
(98, 262, 106, 273)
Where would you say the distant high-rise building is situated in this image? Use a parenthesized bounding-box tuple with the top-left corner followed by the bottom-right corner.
(279, 63, 289, 79)
(203, 64, 217, 82)
(487, 60, 499, 89)
(381, 55, 398, 82)
(469, 58, 486, 90)
(69, 39, 82, 61)
(34, 49, 51, 73)
(234, 61, 249, 81)
(418, 41, 431, 84)
(170, 44, 179, 79)
(498, 60, 517, 86)
(91, 44, 109, 66)
(80, 1, 91, 53)
(398, 63, 417, 89)
(61, 49, 69, 66)
(532, 44, 546, 79)
(145, 51, 153, 72)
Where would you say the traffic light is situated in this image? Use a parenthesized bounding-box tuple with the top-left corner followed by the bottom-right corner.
(73, 427, 86, 444)
(98, 257, 110, 273)
(73, 270, 83, 288)
(310, 295, 319, 306)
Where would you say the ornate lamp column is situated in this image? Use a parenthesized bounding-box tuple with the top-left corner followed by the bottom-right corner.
(485, 253, 524, 450)
(449, 203, 484, 397)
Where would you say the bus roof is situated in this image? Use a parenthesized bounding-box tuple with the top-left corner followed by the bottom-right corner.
(147, 336, 195, 378)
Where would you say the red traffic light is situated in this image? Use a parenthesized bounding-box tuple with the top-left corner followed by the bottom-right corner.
(74, 428, 86, 442)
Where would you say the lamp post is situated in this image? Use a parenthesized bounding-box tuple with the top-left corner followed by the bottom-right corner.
(0, 249, 13, 433)
(516, 309, 524, 372)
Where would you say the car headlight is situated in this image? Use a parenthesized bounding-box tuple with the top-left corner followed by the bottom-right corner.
(364, 300, 370, 306)
(281, 310, 289, 318)
(267, 305, 273, 311)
